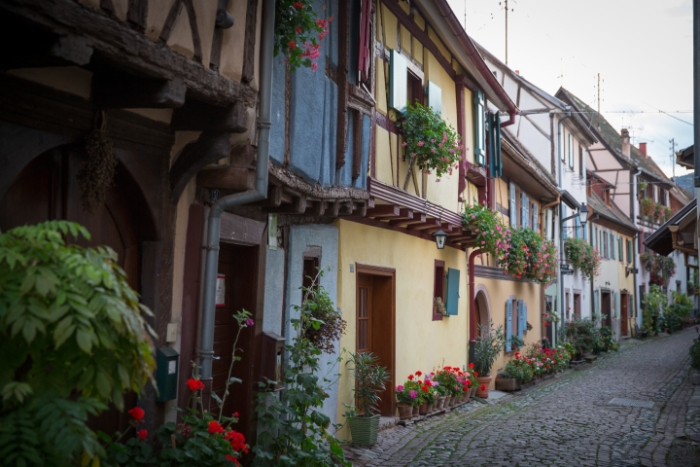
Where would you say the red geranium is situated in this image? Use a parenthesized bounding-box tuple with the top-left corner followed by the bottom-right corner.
(468, 363, 474, 369)
(415, 371, 422, 376)
(225, 430, 249, 453)
(226, 455, 241, 466)
(208, 421, 225, 434)
(480, 384, 486, 391)
(421, 385, 428, 392)
(474, 371, 479, 377)
(292, 1, 304, 9)
(187, 378, 205, 391)
(137, 429, 148, 440)
(127, 407, 145, 421)
(408, 375, 414, 380)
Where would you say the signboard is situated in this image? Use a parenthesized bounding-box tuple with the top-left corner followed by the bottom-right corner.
(216, 274, 226, 307)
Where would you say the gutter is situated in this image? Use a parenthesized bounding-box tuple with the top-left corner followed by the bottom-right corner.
(198, 0, 275, 386)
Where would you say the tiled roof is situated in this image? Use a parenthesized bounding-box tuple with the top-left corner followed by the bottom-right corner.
(558, 87, 690, 205)
(587, 191, 637, 232)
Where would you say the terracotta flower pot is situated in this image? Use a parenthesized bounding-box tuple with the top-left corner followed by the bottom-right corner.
(427, 402, 435, 413)
(412, 405, 419, 417)
(437, 396, 446, 409)
(476, 375, 492, 398)
(397, 403, 413, 420)
(419, 402, 428, 415)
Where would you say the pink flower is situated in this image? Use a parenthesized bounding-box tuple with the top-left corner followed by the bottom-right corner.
(436, 178, 441, 182)
(397, 385, 404, 392)
(410, 390, 417, 399)
(245, 318, 255, 327)
(311, 62, 318, 71)
(402, 142, 408, 147)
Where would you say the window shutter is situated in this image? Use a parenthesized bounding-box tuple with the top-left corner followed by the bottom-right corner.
(521, 193, 529, 228)
(517, 300, 525, 340)
(594, 290, 598, 316)
(630, 294, 634, 317)
(613, 292, 618, 318)
(545, 209, 552, 239)
(358, 0, 372, 84)
(474, 91, 485, 166)
(575, 216, 581, 239)
(505, 300, 513, 352)
(494, 113, 503, 177)
(487, 113, 495, 176)
(562, 205, 567, 239)
(592, 227, 596, 248)
(390, 50, 409, 113)
(509, 183, 517, 227)
(427, 81, 442, 115)
(610, 233, 614, 259)
(445, 268, 460, 316)
(532, 203, 539, 232)
(568, 133, 573, 167)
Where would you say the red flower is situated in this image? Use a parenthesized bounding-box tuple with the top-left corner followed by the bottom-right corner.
(226, 455, 241, 466)
(421, 385, 428, 392)
(480, 384, 486, 391)
(233, 412, 239, 418)
(408, 375, 414, 380)
(208, 421, 225, 434)
(474, 371, 479, 377)
(127, 407, 145, 421)
(288, 40, 296, 50)
(468, 363, 474, 369)
(415, 371, 422, 376)
(187, 378, 205, 391)
(292, 1, 304, 9)
(225, 430, 248, 453)
(295, 26, 303, 34)
(137, 429, 148, 440)
(444, 366, 451, 370)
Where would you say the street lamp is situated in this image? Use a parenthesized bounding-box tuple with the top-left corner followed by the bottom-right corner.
(579, 203, 589, 226)
(433, 230, 447, 249)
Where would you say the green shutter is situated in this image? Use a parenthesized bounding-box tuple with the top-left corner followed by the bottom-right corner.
(445, 268, 460, 316)
(517, 300, 525, 340)
(619, 238, 623, 261)
(594, 290, 599, 317)
(505, 300, 513, 352)
(613, 292, 618, 318)
(494, 113, 503, 177)
(509, 183, 517, 227)
(521, 193, 529, 228)
(474, 91, 485, 165)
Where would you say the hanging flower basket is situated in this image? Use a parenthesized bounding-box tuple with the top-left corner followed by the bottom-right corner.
(640, 198, 655, 216)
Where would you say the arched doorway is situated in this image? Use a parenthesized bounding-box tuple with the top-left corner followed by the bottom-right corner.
(474, 287, 491, 334)
(0, 144, 156, 432)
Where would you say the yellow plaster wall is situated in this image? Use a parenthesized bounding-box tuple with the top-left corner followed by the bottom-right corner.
(146, 0, 178, 41)
(475, 276, 542, 388)
(376, 56, 388, 114)
(463, 87, 475, 165)
(335, 219, 469, 434)
(219, 0, 252, 83)
(378, 6, 398, 50)
(412, 38, 424, 65)
(427, 27, 450, 63)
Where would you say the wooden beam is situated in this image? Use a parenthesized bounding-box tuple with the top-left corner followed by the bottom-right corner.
(353, 201, 367, 217)
(170, 132, 231, 203)
(1, 0, 257, 107)
(367, 205, 401, 217)
(171, 100, 247, 132)
(389, 211, 425, 226)
(410, 218, 441, 231)
(335, 0, 350, 169)
(330, 200, 342, 217)
(197, 166, 255, 191)
(0, 34, 93, 70)
(92, 71, 186, 109)
(312, 200, 326, 216)
(352, 109, 364, 180)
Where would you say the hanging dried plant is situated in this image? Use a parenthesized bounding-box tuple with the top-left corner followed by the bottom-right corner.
(78, 111, 117, 213)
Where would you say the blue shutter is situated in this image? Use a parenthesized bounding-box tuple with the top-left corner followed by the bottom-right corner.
(389, 50, 409, 113)
(517, 300, 525, 340)
(505, 300, 513, 352)
(445, 268, 460, 316)
(474, 91, 485, 166)
(594, 290, 598, 317)
(619, 238, 623, 261)
(521, 193, 529, 228)
(562, 205, 567, 239)
(532, 203, 539, 232)
(509, 184, 517, 227)
(575, 216, 581, 239)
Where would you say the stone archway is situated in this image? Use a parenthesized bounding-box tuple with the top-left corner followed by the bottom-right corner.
(475, 285, 492, 335)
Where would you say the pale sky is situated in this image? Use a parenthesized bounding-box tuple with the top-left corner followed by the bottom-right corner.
(446, 0, 694, 179)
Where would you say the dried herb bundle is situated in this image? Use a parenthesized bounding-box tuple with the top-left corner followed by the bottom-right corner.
(78, 127, 117, 213)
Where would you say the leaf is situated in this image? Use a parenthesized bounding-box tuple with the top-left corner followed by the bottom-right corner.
(22, 319, 37, 343)
(19, 271, 36, 295)
(95, 372, 111, 400)
(76, 328, 93, 354)
(228, 377, 242, 385)
(35, 274, 50, 297)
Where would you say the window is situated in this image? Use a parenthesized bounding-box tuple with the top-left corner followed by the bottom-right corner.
(488, 112, 503, 178)
(389, 50, 409, 112)
(593, 226, 598, 248)
(676, 280, 682, 293)
(474, 90, 486, 166)
(568, 134, 573, 168)
(532, 203, 539, 233)
(302, 256, 320, 291)
(407, 72, 424, 107)
(505, 299, 526, 352)
(433, 260, 445, 321)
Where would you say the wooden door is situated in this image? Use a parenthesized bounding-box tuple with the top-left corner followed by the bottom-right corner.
(565, 292, 570, 321)
(574, 294, 581, 320)
(545, 296, 553, 345)
(212, 243, 259, 442)
(0, 146, 145, 434)
(602, 292, 612, 327)
(620, 292, 629, 337)
(356, 267, 395, 417)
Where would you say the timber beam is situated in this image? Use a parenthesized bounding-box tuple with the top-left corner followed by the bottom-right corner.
(196, 167, 255, 192)
(0, 30, 93, 70)
(171, 99, 248, 132)
(170, 131, 231, 203)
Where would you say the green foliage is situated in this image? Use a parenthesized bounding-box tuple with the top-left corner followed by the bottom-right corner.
(302, 284, 347, 354)
(0, 221, 156, 466)
(640, 253, 676, 287)
(462, 202, 508, 259)
(564, 319, 600, 357)
(399, 103, 463, 178)
(253, 275, 349, 467)
(662, 292, 692, 334)
(508, 335, 525, 350)
(503, 358, 533, 383)
(642, 285, 667, 336)
(564, 238, 601, 280)
(598, 326, 618, 352)
(346, 352, 390, 416)
(473, 322, 505, 376)
(274, 0, 331, 71)
(690, 330, 700, 370)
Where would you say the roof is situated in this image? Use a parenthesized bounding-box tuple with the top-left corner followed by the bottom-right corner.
(557, 88, 690, 206)
(587, 192, 637, 234)
(500, 129, 559, 201)
(677, 145, 694, 169)
(644, 198, 697, 256)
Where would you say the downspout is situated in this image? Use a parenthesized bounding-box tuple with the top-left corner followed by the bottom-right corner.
(198, 0, 275, 388)
(557, 114, 571, 340)
(632, 168, 642, 329)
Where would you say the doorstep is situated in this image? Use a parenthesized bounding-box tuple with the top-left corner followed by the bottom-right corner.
(396, 399, 476, 427)
(379, 416, 398, 432)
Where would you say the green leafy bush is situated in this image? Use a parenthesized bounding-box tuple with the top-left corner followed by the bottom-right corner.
(564, 238, 601, 280)
(0, 221, 155, 466)
(564, 319, 600, 357)
(642, 285, 666, 336)
(473, 323, 505, 376)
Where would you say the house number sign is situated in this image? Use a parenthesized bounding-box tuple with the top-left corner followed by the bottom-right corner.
(216, 274, 226, 307)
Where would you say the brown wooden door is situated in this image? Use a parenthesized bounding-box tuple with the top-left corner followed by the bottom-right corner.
(574, 294, 581, 320)
(356, 267, 395, 417)
(602, 292, 612, 327)
(0, 146, 144, 433)
(212, 243, 259, 442)
(620, 292, 629, 337)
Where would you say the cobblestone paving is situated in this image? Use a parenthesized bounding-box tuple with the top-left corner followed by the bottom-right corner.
(344, 329, 698, 467)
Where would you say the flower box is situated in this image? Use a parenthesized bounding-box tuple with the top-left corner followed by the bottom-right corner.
(495, 377, 520, 392)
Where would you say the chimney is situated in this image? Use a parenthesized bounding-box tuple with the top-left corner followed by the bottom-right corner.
(639, 142, 647, 157)
(621, 128, 630, 158)
(514, 70, 520, 75)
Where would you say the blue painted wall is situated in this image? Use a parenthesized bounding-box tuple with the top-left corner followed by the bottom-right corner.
(269, 0, 370, 190)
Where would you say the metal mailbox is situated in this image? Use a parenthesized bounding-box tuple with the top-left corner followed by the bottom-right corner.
(259, 332, 286, 391)
(155, 346, 179, 402)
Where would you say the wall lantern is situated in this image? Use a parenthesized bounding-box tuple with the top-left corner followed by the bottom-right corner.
(579, 202, 589, 226)
(433, 230, 447, 249)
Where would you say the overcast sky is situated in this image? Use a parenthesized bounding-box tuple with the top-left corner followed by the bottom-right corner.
(446, 0, 694, 179)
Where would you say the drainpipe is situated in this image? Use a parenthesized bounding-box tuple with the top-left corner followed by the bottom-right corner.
(631, 168, 642, 329)
(198, 0, 275, 387)
(468, 248, 483, 364)
(557, 114, 571, 342)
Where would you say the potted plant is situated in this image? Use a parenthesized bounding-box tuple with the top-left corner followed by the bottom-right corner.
(395, 381, 417, 420)
(641, 197, 655, 216)
(346, 352, 390, 446)
(472, 323, 506, 398)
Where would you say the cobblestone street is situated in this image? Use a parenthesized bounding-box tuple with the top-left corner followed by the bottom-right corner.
(344, 329, 700, 467)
